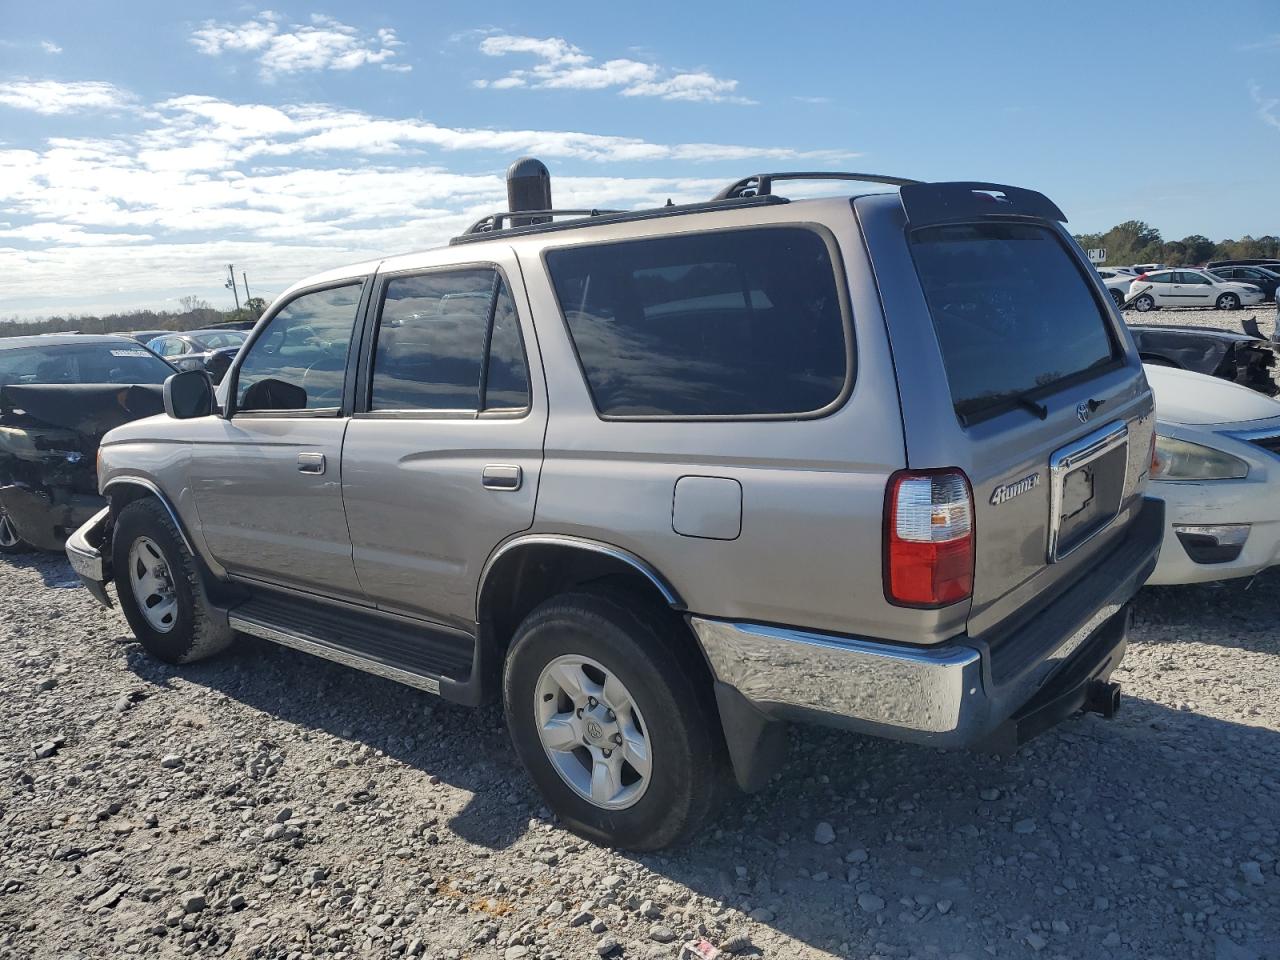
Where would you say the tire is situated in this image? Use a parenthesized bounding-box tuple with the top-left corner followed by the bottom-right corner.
(112, 498, 234, 664)
(1109, 289, 1125, 308)
(1217, 293, 1240, 311)
(1133, 294, 1156, 312)
(503, 589, 729, 850)
(0, 503, 33, 554)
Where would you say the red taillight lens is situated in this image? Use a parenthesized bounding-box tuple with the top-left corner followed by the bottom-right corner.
(1135, 273, 1148, 281)
(884, 469, 974, 608)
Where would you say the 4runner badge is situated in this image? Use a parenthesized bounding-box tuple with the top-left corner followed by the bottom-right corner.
(990, 472, 1041, 506)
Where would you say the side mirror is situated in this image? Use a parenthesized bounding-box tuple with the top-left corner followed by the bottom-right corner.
(163, 370, 214, 420)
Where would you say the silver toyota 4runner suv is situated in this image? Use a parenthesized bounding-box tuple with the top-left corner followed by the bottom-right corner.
(68, 165, 1164, 850)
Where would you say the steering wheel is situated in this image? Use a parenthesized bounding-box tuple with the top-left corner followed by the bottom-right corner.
(300, 360, 343, 406)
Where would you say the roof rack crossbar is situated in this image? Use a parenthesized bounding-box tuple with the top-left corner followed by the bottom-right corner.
(462, 208, 624, 236)
(713, 171, 922, 201)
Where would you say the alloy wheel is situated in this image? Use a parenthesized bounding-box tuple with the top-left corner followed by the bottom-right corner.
(0, 506, 21, 548)
(534, 654, 652, 810)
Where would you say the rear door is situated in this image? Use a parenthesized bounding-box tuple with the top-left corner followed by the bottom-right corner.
(340, 251, 545, 631)
(1143, 270, 1176, 304)
(857, 189, 1153, 636)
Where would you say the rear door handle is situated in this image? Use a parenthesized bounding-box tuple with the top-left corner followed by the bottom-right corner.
(482, 464, 522, 491)
(297, 452, 326, 475)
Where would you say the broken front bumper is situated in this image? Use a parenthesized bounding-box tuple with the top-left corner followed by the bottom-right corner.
(692, 497, 1163, 754)
(0, 483, 105, 553)
(65, 506, 113, 607)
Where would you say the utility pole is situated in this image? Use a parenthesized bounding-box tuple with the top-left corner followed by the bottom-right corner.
(242, 272, 252, 305)
(225, 264, 240, 310)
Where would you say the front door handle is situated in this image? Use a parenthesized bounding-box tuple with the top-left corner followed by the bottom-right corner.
(297, 452, 326, 475)
(482, 464, 522, 491)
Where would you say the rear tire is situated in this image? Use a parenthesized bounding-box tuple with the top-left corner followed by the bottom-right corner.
(1109, 289, 1125, 308)
(1133, 294, 1156, 312)
(112, 499, 234, 664)
(503, 589, 729, 850)
(0, 504, 33, 554)
(1217, 293, 1240, 310)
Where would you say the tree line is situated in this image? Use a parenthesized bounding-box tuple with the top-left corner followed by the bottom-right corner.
(1073, 222, 1280, 268)
(0, 296, 267, 340)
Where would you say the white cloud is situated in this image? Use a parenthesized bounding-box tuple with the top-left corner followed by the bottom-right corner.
(191, 11, 408, 79)
(1252, 83, 1280, 132)
(0, 87, 856, 318)
(477, 33, 752, 104)
(40, 40, 63, 55)
(0, 79, 131, 115)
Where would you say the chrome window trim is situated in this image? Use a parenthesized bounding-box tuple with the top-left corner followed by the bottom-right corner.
(1047, 420, 1129, 563)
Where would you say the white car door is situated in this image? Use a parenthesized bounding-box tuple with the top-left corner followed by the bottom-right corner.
(1144, 270, 1177, 305)
(1174, 271, 1215, 306)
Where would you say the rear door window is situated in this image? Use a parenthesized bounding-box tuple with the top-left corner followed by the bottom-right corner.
(369, 268, 530, 413)
(910, 222, 1119, 423)
(545, 227, 850, 417)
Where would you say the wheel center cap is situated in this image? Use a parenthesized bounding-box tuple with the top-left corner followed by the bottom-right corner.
(585, 719, 604, 741)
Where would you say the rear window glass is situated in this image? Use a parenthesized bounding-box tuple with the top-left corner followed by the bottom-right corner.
(911, 222, 1118, 422)
(545, 227, 849, 417)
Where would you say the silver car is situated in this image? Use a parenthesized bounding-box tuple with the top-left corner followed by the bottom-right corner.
(67, 167, 1164, 849)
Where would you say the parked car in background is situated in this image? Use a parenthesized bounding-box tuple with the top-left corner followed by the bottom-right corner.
(1127, 269, 1265, 312)
(0, 335, 173, 553)
(1095, 268, 1134, 306)
(1144, 363, 1280, 585)
(66, 170, 1163, 849)
(1210, 265, 1280, 302)
(1128, 322, 1277, 395)
(120, 330, 171, 345)
(1131, 262, 1167, 274)
(146, 329, 247, 383)
(1205, 258, 1280, 271)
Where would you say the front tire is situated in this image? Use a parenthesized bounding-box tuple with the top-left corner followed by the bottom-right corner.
(112, 499, 234, 664)
(503, 590, 729, 850)
(1109, 289, 1125, 308)
(0, 504, 33, 554)
(1217, 293, 1240, 310)
(1133, 294, 1156, 312)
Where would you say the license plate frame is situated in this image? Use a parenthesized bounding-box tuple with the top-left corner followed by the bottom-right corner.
(1048, 421, 1129, 562)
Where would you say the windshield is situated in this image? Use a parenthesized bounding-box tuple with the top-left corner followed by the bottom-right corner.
(0, 341, 174, 389)
(911, 221, 1119, 422)
(189, 330, 247, 350)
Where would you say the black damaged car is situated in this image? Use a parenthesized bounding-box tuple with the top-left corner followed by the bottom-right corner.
(1128, 319, 1279, 396)
(0, 335, 175, 553)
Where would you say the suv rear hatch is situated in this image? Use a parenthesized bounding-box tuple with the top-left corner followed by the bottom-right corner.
(856, 184, 1154, 637)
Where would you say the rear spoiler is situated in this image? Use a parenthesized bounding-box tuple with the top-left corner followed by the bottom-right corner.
(899, 182, 1067, 228)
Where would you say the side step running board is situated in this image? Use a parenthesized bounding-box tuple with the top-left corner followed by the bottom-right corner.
(227, 590, 475, 697)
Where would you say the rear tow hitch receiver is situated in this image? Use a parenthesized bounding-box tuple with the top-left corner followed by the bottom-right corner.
(1083, 680, 1122, 719)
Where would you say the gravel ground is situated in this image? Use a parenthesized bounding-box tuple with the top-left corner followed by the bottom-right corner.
(1122, 303, 1280, 335)
(2, 552, 1279, 960)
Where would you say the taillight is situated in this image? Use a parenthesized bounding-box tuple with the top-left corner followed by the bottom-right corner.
(884, 469, 974, 608)
(1135, 273, 1148, 281)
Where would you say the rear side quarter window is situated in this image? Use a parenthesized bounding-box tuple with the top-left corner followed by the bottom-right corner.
(545, 226, 852, 419)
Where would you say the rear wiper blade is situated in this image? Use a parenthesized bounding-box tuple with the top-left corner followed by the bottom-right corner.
(1013, 393, 1048, 420)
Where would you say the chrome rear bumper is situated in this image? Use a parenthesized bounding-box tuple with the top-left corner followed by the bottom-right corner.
(692, 496, 1163, 750)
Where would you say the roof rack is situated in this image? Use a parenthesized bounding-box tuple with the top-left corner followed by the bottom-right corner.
(448, 195, 787, 245)
(460, 209, 624, 236)
(712, 171, 922, 201)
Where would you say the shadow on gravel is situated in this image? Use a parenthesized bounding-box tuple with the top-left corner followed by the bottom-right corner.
(1135, 566, 1280, 655)
(3, 549, 84, 588)
(116, 600, 1280, 958)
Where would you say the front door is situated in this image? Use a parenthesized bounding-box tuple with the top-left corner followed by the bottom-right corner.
(1173, 271, 1215, 305)
(187, 280, 367, 601)
(341, 254, 545, 630)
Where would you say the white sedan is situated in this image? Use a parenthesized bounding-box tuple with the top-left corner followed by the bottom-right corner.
(1128, 268, 1265, 312)
(1145, 363, 1280, 585)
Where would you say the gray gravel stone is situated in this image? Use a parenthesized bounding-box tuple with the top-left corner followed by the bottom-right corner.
(814, 821, 835, 845)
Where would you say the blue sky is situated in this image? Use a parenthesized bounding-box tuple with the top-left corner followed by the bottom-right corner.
(1, 0, 1277, 318)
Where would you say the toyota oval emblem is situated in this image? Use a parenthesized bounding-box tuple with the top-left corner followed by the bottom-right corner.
(1076, 401, 1091, 423)
(586, 720, 603, 740)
